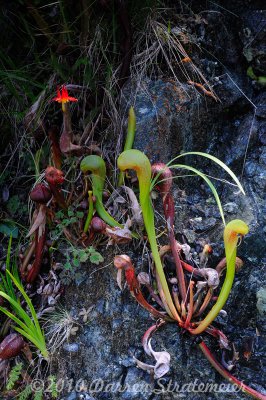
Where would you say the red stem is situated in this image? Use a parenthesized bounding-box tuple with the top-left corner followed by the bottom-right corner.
(48, 126, 62, 169)
(184, 281, 194, 328)
(124, 264, 172, 321)
(199, 340, 266, 400)
(114, 255, 172, 321)
(26, 228, 46, 283)
(152, 164, 187, 303)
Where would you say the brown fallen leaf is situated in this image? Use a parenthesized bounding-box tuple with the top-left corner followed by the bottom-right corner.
(105, 219, 132, 245)
(122, 186, 143, 227)
(27, 205, 47, 238)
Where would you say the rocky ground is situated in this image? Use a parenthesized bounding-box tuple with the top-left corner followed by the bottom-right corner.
(53, 2, 266, 400)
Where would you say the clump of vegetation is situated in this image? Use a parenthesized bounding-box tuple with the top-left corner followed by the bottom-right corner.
(115, 149, 264, 400)
(0, 2, 264, 399)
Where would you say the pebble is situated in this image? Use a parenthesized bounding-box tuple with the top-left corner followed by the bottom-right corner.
(63, 343, 80, 353)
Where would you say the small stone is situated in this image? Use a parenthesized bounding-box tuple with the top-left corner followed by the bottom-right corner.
(224, 202, 238, 214)
(63, 343, 80, 353)
(183, 229, 196, 243)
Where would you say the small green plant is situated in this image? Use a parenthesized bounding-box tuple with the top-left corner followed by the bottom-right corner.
(18, 384, 32, 400)
(47, 375, 58, 399)
(6, 362, 23, 390)
(51, 208, 84, 241)
(0, 270, 48, 359)
(33, 389, 44, 400)
(0, 236, 18, 302)
(64, 246, 104, 270)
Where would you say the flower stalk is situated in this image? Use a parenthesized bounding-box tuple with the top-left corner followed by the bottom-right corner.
(151, 163, 187, 303)
(199, 340, 266, 400)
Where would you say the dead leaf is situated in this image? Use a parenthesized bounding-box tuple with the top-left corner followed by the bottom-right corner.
(27, 205, 46, 238)
(133, 357, 155, 374)
(137, 272, 150, 286)
(122, 186, 144, 227)
(105, 220, 132, 245)
(135, 339, 171, 379)
(200, 268, 219, 288)
(116, 269, 123, 290)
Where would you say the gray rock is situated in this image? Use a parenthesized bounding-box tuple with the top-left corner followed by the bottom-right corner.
(121, 367, 153, 400)
(122, 79, 200, 163)
(257, 287, 266, 316)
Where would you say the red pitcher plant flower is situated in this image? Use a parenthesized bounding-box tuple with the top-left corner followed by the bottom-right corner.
(53, 85, 78, 112)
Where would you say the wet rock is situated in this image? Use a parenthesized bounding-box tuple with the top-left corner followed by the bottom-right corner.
(64, 392, 77, 400)
(121, 79, 200, 163)
(257, 287, 266, 316)
(190, 217, 217, 232)
(121, 367, 153, 400)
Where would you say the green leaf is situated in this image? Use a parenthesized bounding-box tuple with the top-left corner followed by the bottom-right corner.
(89, 252, 104, 265)
(55, 210, 64, 219)
(0, 222, 19, 238)
(170, 164, 226, 225)
(79, 251, 89, 263)
(67, 209, 74, 217)
(169, 152, 245, 194)
(47, 375, 58, 399)
(18, 384, 32, 400)
(76, 211, 84, 219)
(33, 389, 43, 400)
(6, 362, 23, 390)
(73, 258, 80, 267)
(64, 262, 72, 270)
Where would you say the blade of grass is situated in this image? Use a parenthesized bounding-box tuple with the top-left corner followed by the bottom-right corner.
(0, 292, 34, 330)
(0, 305, 36, 338)
(6, 271, 44, 341)
(168, 152, 245, 194)
(169, 164, 226, 226)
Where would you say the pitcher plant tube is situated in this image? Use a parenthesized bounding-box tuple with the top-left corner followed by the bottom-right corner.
(80, 155, 123, 228)
(189, 219, 249, 335)
(117, 149, 180, 320)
